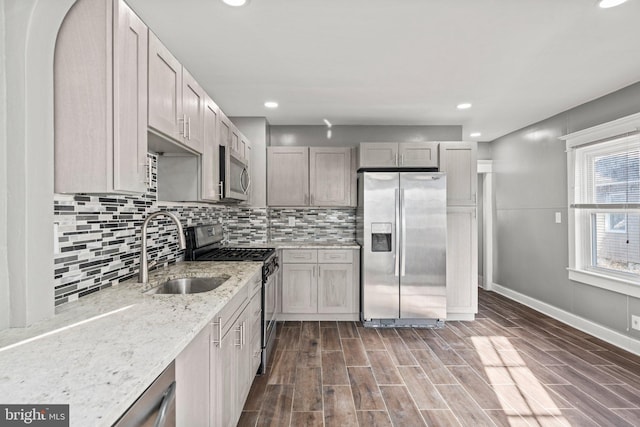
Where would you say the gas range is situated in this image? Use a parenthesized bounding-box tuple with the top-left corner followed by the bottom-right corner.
(183, 224, 278, 375)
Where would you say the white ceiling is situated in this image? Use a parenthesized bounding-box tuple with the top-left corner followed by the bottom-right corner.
(127, 0, 640, 141)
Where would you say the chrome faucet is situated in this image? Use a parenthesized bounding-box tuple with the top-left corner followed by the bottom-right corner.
(139, 211, 186, 283)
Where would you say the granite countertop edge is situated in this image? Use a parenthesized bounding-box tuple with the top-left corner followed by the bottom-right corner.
(0, 261, 262, 427)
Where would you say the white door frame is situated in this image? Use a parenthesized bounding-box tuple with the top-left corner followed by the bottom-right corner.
(477, 160, 493, 290)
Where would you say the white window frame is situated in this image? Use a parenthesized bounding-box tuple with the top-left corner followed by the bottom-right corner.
(562, 112, 640, 299)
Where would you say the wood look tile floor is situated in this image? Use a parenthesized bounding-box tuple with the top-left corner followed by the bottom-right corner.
(238, 289, 640, 426)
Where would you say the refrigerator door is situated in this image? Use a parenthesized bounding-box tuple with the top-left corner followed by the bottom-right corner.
(399, 173, 447, 319)
(362, 172, 400, 319)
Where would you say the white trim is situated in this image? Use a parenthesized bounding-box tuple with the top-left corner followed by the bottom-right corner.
(491, 283, 640, 356)
(561, 111, 640, 149)
(477, 159, 492, 173)
(477, 160, 493, 291)
(567, 269, 640, 299)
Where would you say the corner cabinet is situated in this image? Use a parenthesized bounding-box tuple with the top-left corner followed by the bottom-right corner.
(201, 96, 221, 202)
(55, 0, 149, 194)
(440, 141, 478, 320)
(267, 147, 353, 207)
(280, 248, 359, 321)
(358, 142, 439, 168)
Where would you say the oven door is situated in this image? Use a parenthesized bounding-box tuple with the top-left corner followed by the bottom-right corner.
(261, 268, 277, 374)
(220, 145, 249, 201)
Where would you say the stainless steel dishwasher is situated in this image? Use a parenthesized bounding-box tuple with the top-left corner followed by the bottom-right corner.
(113, 362, 176, 427)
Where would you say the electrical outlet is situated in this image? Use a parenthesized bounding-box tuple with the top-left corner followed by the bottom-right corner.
(632, 315, 640, 331)
(555, 212, 562, 224)
(288, 217, 295, 226)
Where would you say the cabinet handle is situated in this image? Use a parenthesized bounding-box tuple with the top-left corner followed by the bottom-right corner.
(218, 181, 224, 199)
(187, 117, 191, 140)
(235, 324, 242, 347)
(242, 321, 246, 347)
(212, 316, 222, 347)
(178, 114, 187, 137)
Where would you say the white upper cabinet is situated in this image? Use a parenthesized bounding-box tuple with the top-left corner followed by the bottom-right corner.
(148, 32, 204, 154)
(201, 96, 220, 202)
(148, 32, 181, 143)
(55, 0, 148, 194)
(359, 142, 439, 168)
(310, 147, 351, 206)
(359, 142, 398, 168)
(181, 68, 206, 153)
(439, 141, 477, 206)
(267, 146, 353, 207)
(268, 147, 309, 206)
(398, 142, 438, 167)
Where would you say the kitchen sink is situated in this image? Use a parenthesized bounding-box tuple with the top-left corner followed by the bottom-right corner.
(145, 275, 230, 295)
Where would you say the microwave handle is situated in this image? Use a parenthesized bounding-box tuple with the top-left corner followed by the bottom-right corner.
(241, 167, 251, 195)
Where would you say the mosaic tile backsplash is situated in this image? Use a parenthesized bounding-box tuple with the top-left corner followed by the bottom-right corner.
(269, 208, 356, 242)
(53, 154, 355, 306)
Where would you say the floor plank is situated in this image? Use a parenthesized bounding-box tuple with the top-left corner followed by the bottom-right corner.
(292, 366, 322, 411)
(321, 350, 349, 385)
(379, 385, 426, 427)
(323, 385, 358, 427)
(347, 366, 386, 411)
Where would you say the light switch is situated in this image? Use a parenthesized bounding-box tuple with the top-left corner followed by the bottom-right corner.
(288, 217, 295, 226)
(555, 212, 562, 224)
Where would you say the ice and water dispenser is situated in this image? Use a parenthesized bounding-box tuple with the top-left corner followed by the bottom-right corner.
(371, 223, 392, 252)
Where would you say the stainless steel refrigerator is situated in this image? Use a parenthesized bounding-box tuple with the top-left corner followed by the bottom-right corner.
(357, 172, 447, 327)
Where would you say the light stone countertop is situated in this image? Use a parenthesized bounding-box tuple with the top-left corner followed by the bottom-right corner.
(0, 261, 262, 427)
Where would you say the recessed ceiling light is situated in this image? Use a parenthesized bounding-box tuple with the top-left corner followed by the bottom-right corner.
(457, 103, 472, 110)
(264, 101, 278, 109)
(470, 132, 481, 138)
(598, 0, 627, 8)
(222, 0, 248, 6)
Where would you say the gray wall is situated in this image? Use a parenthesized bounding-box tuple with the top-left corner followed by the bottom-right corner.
(491, 81, 640, 341)
(270, 125, 462, 147)
(477, 141, 492, 160)
(230, 117, 269, 207)
(0, 0, 9, 330)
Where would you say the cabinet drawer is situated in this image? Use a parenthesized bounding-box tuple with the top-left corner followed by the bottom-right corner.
(318, 249, 353, 263)
(214, 286, 248, 337)
(282, 249, 318, 263)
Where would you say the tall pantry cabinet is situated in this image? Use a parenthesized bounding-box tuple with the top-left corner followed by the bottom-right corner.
(440, 142, 478, 320)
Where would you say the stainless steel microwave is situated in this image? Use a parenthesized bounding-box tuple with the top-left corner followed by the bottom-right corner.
(219, 145, 250, 202)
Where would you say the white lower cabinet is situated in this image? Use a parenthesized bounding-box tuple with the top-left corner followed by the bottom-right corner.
(280, 249, 359, 320)
(446, 207, 478, 319)
(175, 271, 261, 427)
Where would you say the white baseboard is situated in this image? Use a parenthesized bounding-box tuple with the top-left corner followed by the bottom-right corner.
(277, 313, 359, 322)
(446, 313, 475, 321)
(491, 283, 640, 356)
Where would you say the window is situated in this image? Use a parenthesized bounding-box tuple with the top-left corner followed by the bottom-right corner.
(564, 112, 640, 297)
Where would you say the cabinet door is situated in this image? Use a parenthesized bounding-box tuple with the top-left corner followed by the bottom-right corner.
(219, 321, 240, 427)
(399, 142, 438, 168)
(113, 0, 148, 193)
(281, 264, 317, 313)
(359, 142, 398, 168)
(310, 147, 351, 206)
(182, 68, 205, 153)
(201, 96, 220, 202)
(318, 263, 354, 314)
(230, 126, 241, 154)
(148, 32, 182, 141)
(175, 325, 209, 427)
(446, 207, 478, 315)
(218, 112, 232, 147)
(440, 142, 477, 206)
(267, 147, 309, 206)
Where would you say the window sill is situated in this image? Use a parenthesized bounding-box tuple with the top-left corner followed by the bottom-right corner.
(567, 268, 640, 298)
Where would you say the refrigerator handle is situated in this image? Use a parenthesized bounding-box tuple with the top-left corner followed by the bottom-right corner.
(400, 189, 406, 277)
(395, 188, 400, 277)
